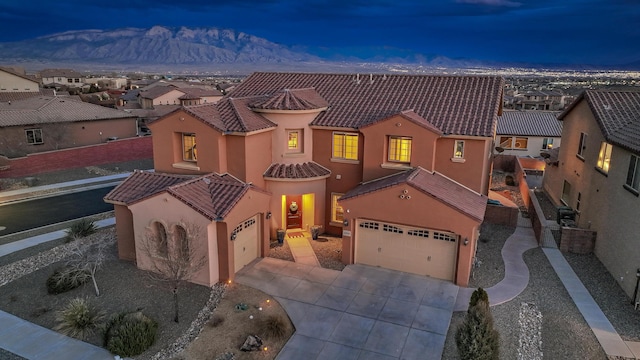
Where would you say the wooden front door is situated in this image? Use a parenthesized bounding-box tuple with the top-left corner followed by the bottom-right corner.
(286, 195, 302, 229)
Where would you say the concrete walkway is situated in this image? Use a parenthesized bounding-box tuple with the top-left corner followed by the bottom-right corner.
(286, 231, 321, 267)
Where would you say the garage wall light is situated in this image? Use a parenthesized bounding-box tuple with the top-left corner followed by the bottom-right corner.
(266, 212, 272, 219)
(343, 219, 349, 226)
(231, 233, 237, 241)
(463, 238, 469, 246)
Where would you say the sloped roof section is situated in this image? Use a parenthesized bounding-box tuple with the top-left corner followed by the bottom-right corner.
(0, 96, 136, 127)
(139, 86, 184, 100)
(103, 171, 193, 205)
(167, 173, 250, 220)
(264, 162, 331, 179)
(40, 69, 83, 78)
(219, 98, 277, 132)
(361, 109, 443, 135)
(249, 88, 329, 111)
(497, 111, 562, 137)
(560, 90, 640, 153)
(0, 89, 55, 103)
(230, 72, 504, 136)
(341, 167, 487, 221)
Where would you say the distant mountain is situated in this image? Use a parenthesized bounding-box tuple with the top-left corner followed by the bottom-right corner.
(0, 26, 320, 66)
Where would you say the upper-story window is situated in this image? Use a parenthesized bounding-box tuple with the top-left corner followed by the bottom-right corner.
(183, 133, 197, 161)
(25, 129, 43, 145)
(454, 140, 465, 159)
(331, 193, 344, 223)
(577, 132, 587, 159)
(67, 78, 73, 83)
(596, 142, 613, 174)
(499, 136, 528, 150)
(332, 132, 358, 161)
(625, 155, 640, 194)
(542, 138, 554, 150)
(287, 129, 302, 153)
(388, 136, 412, 163)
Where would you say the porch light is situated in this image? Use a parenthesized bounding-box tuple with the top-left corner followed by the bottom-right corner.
(343, 219, 349, 226)
(463, 238, 469, 246)
(231, 233, 237, 241)
(266, 211, 272, 219)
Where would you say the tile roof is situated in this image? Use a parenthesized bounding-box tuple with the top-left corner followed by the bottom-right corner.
(103, 171, 193, 205)
(166, 173, 252, 220)
(264, 162, 331, 179)
(340, 167, 487, 221)
(560, 90, 640, 154)
(249, 88, 329, 111)
(139, 86, 183, 100)
(361, 109, 443, 135)
(230, 72, 504, 137)
(0, 96, 137, 127)
(0, 89, 54, 103)
(178, 87, 223, 98)
(497, 111, 562, 137)
(40, 69, 84, 78)
(0, 67, 39, 83)
(171, 100, 276, 133)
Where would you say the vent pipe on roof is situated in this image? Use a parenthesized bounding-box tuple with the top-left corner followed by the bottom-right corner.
(355, 74, 360, 84)
(370, 74, 373, 84)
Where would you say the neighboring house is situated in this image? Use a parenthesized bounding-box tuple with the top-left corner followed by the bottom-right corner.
(138, 85, 223, 108)
(513, 90, 566, 111)
(496, 110, 562, 158)
(542, 90, 640, 299)
(40, 69, 85, 88)
(0, 96, 139, 158)
(0, 67, 39, 92)
(105, 72, 504, 287)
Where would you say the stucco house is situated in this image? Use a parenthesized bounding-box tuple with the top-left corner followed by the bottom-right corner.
(542, 90, 640, 300)
(105, 72, 504, 287)
(497, 110, 562, 158)
(40, 69, 85, 88)
(0, 67, 39, 92)
(138, 85, 223, 108)
(0, 96, 139, 158)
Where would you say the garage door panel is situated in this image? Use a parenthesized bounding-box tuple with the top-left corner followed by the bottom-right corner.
(233, 216, 258, 273)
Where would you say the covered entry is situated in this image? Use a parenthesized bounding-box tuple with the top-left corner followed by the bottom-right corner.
(355, 219, 458, 281)
(233, 215, 259, 272)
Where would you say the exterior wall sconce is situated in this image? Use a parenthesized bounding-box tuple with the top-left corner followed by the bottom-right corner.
(230, 233, 237, 241)
(343, 219, 349, 226)
(463, 238, 469, 246)
(266, 212, 272, 219)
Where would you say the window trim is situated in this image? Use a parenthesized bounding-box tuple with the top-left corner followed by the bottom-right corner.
(387, 136, 412, 164)
(542, 138, 554, 150)
(596, 141, 613, 174)
(624, 154, 640, 195)
(452, 140, 466, 163)
(330, 193, 345, 225)
(561, 180, 571, 206)
(25, 128, 44, 145)
(182, 133, 197, 162)
(332, 132, 359, 161)
(577, 132, 587, 160)
(286, 129, 302, 153)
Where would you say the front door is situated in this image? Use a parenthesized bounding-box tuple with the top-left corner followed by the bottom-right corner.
(286, 195, 302, 229)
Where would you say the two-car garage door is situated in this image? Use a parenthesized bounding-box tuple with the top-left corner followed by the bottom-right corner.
(233, 215, 259, 273)
(355, 219, 458, 281)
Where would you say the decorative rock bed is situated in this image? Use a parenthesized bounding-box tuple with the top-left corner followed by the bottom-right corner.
(518, 302, 543, 360)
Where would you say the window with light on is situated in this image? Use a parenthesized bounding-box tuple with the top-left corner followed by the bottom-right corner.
(183, 133, 197, 161)
(388, 136, 411, 163)
(333, 132, 358, 160)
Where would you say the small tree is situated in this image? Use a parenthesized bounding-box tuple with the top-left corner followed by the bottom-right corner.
(455, 288, 500, 360)
(139, 221, 207, 323)
(66, 232, 111, 296)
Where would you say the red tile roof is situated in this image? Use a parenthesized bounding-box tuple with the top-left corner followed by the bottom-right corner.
(249, 88, 329, 111)
(361, 109, 443, 135)
(340, 167, 487, 221)
(264, 162, 331, 179)
(231, 72, 504, 137)
(103, 171, 193, 205)
(170, 100, 276, 133)
(560, 90, 640, 154)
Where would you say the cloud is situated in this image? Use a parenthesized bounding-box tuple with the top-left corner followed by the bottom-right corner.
(456, 0, 521, 7)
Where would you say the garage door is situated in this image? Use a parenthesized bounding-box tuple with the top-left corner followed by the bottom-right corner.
(355, 219, 458, 281)
(233, 215, 259, 273)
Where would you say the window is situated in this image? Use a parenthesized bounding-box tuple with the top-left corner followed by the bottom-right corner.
(175, 225, 189, 261)
(454, 140, 465, 159)
(74, 78, 80, 83)
(287, 129, 302, 152)
(577, 132, 587, 158)
(388, 136, 412, 163)
(25, 129, 43, 145)
(499, 136, 512, 149)
(626, 155, 640, 192)
(154, 222, 168, 258)
(359, 221, 379, 230)
(542, 138, 554, 150)
(576, 192, 582, 212)
(597, 142, 613, 173)
(433, 232, 457, 242)
(182, 133, 196, 161)
(331, 193, 344, 223)
(332, 132, 358, 160)
(408, 229, 429, 238)
(514, 137, 528, 149)
(67, 78, 73, 83)
(383, 224, 403, 234)
(561, 180, 571, 205)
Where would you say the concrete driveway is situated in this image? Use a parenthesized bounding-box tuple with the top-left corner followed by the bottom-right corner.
(236, 258, 458, 359)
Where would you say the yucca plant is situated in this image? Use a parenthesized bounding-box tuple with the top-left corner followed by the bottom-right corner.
(65, 218, 97, 241)
(54, 297, 105, 340)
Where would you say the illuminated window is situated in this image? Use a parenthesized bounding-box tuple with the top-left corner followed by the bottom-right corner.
(331, 193, 344, 223)
(499, 136, 512, 149)
(542, 138, 554, 150)
(388, 136, 411, 163)
(183, 133, 197, 161)
(25, 129, 43, 145)
(514, 137, 528, 149)
(597, 142, 613, 173)
(454, 140, 465, 159)
(287, 130, 302, 152)
(333, 132, 358, 160)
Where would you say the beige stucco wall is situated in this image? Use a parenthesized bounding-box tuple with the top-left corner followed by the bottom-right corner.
(152, 90, 185, 106)
(257, 111, 321, 164)
(226, 131, 273, 188)
(339, 183, 481, 286)
(113, 204, 135, 261)
(266, 178, 327, 236)
(0, 72, 38, 92)
(434, 137, 492, 195)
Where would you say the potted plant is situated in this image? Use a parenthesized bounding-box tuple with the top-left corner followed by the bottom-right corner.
(276, 229, 286, 244)
(310, 225, 322, 240)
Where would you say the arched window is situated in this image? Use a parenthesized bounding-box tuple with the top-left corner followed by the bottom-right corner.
(175, 225, 189, 261)
(154, 222, 168, 258)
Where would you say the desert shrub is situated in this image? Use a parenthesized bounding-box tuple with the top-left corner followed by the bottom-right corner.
(66, 218, 97, 240)
(54, 297, 105, 340)
(46, 267, 90, 294)
(207, 314, 225, 328)
(104, 311, 158, 357)
(456, 288, 500, 360)
(258, 314, 288, 339)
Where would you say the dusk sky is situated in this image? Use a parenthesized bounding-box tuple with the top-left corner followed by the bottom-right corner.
(0, 0, 638, 67)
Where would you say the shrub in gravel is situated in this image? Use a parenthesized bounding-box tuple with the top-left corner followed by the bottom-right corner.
(46, 267, 90, 294)
(54, 297, 106, 340)
(104, 311, 158, 357)
(258, 314, 288, 339)
(66, 219, 97, 240)
(456, 288, 500, 360)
